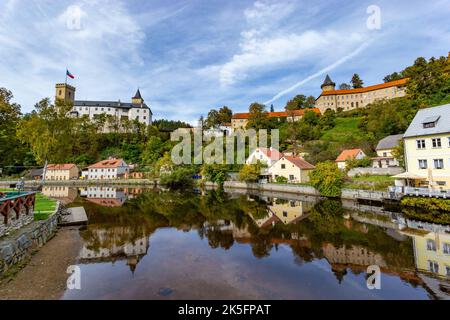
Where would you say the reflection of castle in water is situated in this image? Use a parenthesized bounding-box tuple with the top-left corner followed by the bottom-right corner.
(80, 227, 149, 273)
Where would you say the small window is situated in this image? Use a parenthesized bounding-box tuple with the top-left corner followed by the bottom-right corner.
(427, 239, 437, 251)
(446, 266, 450, 276)
(281, 164, 286, 169)
(443, 242, 450, 254)
(418, 159, 427, 169)
(432, 138, 442, 148)
(434, 159, 444, 169)
(283, 211, 288, 217)
(428, 260, 439, 273)
(416, 139, 426, 149)
(289, 175, 294, 180)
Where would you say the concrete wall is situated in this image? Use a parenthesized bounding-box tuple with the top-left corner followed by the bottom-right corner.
(347, 167, 404, 177)
(0, 210, 59, 275)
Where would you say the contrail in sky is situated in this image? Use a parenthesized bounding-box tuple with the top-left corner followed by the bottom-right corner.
(264, 40, 373, 105)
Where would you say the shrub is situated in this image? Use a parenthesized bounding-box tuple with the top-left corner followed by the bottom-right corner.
(160, 167, 194, 188)
(275, 176, 288, 184)
(401, 196, 450, 212)
(309, 161, 345, 197)
(238, 164, 261, 182)
(345, 157, 372, 170)
(201, 164, 230, 185)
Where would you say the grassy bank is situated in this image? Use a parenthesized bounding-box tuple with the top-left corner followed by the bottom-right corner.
(344, 175, 394, 191)
(34, 193, 57, 220)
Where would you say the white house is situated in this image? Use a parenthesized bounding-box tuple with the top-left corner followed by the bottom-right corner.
(335, 148, 366, 170)
(268, 156, 315, 183)
(372, 134, 403, 168)
(87, 158, 129, 180)
(246, 147, 284, 167)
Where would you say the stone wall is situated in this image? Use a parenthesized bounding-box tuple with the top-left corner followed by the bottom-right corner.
(0, 207, 34, 239)
(0, 211, 59, 276)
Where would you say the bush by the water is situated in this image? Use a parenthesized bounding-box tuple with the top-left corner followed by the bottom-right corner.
(275, 176, 288, 184)
(160, 167, 195, 188)
(309, 161, 345, 197)
(401, 196, 450, 212)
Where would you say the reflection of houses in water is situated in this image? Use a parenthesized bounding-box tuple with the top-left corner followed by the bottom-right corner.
(322, 243, 387, 268)
(268, 198, 312, 225)
(124, 188, 143, 199)
(42, 186, 77, 204)
(401, 227, 450, 279)
(80, 187, 127, 207)
(80, 227, 149, 273)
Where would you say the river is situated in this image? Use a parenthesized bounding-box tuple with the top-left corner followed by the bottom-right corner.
(40, 186, 450, 300)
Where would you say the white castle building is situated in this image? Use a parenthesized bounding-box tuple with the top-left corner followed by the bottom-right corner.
(55, 83, 152, 132)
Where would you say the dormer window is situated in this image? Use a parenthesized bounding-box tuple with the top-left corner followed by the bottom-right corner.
(422, 115, 440, 128)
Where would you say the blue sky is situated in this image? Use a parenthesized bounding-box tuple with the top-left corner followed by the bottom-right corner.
(1, 0, 449, 124)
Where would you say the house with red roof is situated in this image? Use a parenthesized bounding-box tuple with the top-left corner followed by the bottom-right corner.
(44, 164, 79, 181)
(335, 148, 366, 169)
(87, 158, 129, 180)
(246, 147, 284, 167)
(268, 156, 315, 183)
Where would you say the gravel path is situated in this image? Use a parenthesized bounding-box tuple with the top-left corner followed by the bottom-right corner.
(0, 227, 82, 300)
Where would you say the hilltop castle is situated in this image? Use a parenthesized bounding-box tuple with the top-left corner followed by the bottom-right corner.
(315, 75, 408, 114)
(55, 83, 153, 132)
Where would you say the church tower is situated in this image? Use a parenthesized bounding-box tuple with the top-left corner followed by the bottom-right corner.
(131, 89, 144, 105)
(55, 83, 76, 103)
(321, 74, 336, 92)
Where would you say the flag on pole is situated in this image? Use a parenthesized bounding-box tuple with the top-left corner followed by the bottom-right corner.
(66, 69, 75, 79)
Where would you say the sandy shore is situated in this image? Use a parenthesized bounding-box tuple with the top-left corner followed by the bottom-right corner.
(0, 227, 82, 300)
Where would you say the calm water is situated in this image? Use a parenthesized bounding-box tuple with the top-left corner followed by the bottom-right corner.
(42, 186, 450, 299)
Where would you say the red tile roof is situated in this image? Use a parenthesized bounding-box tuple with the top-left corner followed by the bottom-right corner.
(47, 164, 77, 171)
(336, 149, 364, 162)
(257, 147, 284, 161)
(232, 108, 321, 119)
(88, 159, 125, 169)
(284, 156, 315, 170)
(319, 78, 409, 97)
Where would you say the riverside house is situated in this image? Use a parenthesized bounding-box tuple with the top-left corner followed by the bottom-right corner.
(394, 103, 450, 190)
(87, 158, 129, 180)
(335, 149, 366, 170)
(246, 147, 284, 167)
(268, 156, 315, 183)
(44, 164, 79, 181)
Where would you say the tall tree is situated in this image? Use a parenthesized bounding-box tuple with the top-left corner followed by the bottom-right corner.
(285, 94, 307, 110)
(246, 103, 270, 130)
(351, 74, 364, 89)
(206, 109, 220, 128)
(217, 106, 232, 124)
(383, 72, 403, 83)
(270, 104, 275, 112)
(306, 96, 316, 107)
(0, 88, 30, 172)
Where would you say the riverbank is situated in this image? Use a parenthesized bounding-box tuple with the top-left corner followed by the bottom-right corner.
(0, 227, 82, 300)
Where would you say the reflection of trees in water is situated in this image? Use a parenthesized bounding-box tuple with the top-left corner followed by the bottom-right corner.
(80, 189, 415, 275)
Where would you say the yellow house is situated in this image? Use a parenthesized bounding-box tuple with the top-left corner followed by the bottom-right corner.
(268, 156, 315, 183)
(315, 75, 408, 114)
(268, 199, 313, 224)
(45, 164, 79, 181)
(394, 104, 450, 190)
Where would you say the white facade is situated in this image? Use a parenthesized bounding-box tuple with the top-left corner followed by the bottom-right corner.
(87, 159, 129, 180)
(246, 147, 283, 167)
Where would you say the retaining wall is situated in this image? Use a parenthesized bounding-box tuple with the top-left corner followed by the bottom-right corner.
(347, 167, 404, 177)
(0, 208, 59, 276)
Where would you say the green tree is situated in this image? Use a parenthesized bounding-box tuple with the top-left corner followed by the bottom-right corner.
(217, 106, 232, 124)
(206, 109, 220, 128)
(392, 140, 405, 168)
(351, 74, 364, 89)
(309, 161, 345, 197)
(339, 83, 352, 90)
(270, 104, 275, 112)
(383, 72, 403, 83)
(0, 88, 30, 172)
(201, 164, 230, 185)
(285, 94, 307, 110)
(238, 163, 264, 182)
(246, 103, 270, 130)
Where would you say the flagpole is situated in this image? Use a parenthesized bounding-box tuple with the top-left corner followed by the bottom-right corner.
(65, 67, 68, 85)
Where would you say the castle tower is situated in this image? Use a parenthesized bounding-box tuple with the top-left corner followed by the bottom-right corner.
(321, 74, 336, 92)
(55, 83, 76, 103)
(131, 89, 144, 105)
